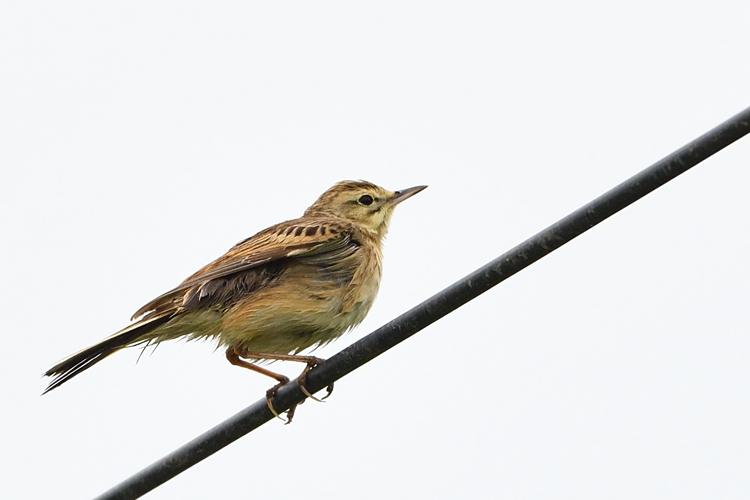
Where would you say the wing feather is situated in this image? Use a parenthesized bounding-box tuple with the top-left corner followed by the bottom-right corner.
(131, 218, 357, 319)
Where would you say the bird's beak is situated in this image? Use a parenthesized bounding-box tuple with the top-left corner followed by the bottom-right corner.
(390, 185, 428, 206)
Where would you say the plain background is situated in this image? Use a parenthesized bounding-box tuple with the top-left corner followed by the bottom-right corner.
(2, 1, 749, 499)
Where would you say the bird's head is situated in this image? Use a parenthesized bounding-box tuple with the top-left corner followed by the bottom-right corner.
(304, 180, 427, 237)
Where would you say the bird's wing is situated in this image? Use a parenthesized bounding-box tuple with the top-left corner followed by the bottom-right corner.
(131, 218, 358, 319)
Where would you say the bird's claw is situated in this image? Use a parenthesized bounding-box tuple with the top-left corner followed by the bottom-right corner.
(298, 381, 325, 402)
(296, 359, 334, 402)
(262, 357, 334, 424)
(266, 377, 296, 424)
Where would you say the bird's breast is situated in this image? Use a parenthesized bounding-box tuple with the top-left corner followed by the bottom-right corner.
(282, 240, 382, 331)
(340, 242, 382, 317)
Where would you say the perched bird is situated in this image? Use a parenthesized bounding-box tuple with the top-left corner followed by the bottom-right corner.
(44, 180, 426, 421)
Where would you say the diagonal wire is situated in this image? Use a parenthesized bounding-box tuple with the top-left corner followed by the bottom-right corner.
(96, 106, 750, 499)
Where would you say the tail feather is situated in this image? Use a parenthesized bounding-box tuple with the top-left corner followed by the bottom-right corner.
(43, 314, 173, 394)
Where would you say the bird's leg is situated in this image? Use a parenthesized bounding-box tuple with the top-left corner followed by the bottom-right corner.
(225, 348, 293, 423)
(236, 350, 334, 402)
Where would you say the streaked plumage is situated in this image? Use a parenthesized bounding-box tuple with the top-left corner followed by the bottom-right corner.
(44, 180, 426, 419)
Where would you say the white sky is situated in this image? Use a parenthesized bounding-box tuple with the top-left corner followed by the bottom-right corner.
(2, 1, 750, 499)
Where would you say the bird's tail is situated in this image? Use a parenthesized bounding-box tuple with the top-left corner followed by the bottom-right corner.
(43, 314, 173, 394)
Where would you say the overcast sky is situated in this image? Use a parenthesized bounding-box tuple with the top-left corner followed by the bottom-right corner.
(2, 1, 750, 499)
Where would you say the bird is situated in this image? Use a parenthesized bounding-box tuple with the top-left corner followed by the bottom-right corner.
(44, 180, 426, 422)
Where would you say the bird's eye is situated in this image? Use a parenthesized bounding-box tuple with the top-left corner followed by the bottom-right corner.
(358, 195, 374, 206)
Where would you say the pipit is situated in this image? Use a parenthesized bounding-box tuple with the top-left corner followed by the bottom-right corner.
(44, 180, 426, 421)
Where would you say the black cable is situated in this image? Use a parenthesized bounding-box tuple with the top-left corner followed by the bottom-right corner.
(96, 106, 750, 499)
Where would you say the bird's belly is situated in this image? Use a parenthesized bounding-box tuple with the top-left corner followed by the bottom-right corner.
(218, 274, 378, 354)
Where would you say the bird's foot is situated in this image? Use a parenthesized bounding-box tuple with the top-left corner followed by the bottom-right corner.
(297, 357, 334, 402)
(265, 376, 296, 424)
